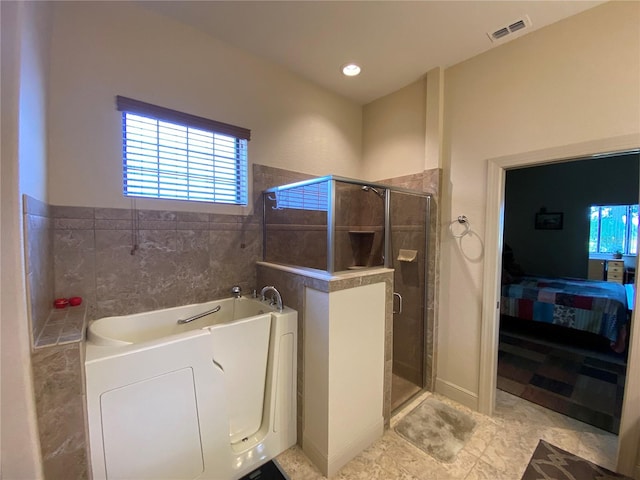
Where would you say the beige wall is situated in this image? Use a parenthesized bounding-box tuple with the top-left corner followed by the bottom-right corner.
(47, 2, 362, 214)
(1, 1, 50, 477)
(17, 0, 51, 201)
(362, 79, 426, 181)
(437, 1, 640, 403)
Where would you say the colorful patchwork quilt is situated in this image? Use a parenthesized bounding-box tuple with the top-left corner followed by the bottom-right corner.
(501, 276, 628, 343)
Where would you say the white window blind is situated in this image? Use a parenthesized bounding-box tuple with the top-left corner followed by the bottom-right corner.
(117, 96, 250, 205)
(272, 182, 328, 211)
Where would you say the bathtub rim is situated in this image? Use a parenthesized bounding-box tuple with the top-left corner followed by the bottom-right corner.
(85, 296, 295, 356)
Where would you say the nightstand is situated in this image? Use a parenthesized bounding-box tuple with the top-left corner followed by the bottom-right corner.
(606, 259, 625, 284)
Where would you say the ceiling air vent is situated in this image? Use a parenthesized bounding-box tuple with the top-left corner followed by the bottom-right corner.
(488, 15, 532, 43)
(509, 20, 526, 33)
(492, 27, 510, 40)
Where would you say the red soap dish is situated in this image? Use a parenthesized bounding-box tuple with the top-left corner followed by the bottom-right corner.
(54, 298, 69, 309)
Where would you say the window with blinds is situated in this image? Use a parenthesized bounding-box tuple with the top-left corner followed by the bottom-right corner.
(272, 181, 328, 211)
(116, 96, 250, 205)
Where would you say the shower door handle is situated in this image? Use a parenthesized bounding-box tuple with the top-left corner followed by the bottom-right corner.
(393, 292, 403, 315)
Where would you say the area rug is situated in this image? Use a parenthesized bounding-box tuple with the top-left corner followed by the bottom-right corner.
(239, 460, 289, 480)
(394, 396, 476, 463)
(521, 440, 632, 480)
(497, 330, 625, 433)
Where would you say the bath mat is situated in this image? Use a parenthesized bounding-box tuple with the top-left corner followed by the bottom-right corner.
(394, 396, 476, 463)
(240, 460, 290, 480)
(521, 440, 632, 480)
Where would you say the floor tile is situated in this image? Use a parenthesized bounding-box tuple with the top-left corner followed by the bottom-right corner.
(276, 391, 619, 480)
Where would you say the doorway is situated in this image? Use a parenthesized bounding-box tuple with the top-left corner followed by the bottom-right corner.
(479, 134, 640, 475)
(498, 153, 637, 434)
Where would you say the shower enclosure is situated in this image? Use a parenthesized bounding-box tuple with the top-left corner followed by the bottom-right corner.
(263, 176, 431, 411)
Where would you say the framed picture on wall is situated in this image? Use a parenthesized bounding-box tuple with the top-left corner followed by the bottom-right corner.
(535, 212, 563, 230)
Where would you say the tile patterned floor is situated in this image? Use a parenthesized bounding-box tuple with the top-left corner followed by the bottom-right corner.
(276, 390, 618, 479)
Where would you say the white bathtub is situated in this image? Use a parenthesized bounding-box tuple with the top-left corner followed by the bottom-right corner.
(85, 296, 297, 480)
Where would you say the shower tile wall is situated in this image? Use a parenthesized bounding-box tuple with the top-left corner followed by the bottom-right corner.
(334, 182, 385, 271)
(262, 169, 328, 271)
(264, 206, 328, 270)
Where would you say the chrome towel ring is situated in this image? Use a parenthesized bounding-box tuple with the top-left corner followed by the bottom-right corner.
(449, 215, 471, 238)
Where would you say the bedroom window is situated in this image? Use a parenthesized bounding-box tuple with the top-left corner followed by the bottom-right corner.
(116, 96, 250, 205)
(589, 204, 638, 255)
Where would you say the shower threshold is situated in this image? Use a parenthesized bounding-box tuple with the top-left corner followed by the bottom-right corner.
(391, 373, 423, 414)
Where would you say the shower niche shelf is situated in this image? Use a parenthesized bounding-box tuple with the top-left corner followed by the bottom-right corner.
(348, 230, 376, 269)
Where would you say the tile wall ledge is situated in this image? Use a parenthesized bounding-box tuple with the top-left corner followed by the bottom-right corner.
(257, 261, 393, 290)
(33, 304, 87, 349)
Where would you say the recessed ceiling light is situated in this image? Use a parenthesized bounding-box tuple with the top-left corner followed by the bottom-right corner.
(341, 63, 361, 77)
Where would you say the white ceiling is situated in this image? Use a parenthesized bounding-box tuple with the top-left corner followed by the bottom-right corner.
(140, 1, 606, 105)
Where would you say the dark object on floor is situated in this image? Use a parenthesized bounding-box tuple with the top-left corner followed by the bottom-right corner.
(497, 330, 625, 434)
(394, 396, 476, 463)
(521, 440, 632, 480)
(239, 460, 289, 480)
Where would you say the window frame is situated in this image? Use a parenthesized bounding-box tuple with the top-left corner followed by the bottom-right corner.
(116, 96, 250, 206)
(589, 204, 638, 256)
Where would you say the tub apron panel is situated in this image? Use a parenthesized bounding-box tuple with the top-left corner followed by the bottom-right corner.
(86, 332, 230, 480)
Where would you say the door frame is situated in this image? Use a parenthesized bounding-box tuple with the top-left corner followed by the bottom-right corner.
(478, 133, 640, 476)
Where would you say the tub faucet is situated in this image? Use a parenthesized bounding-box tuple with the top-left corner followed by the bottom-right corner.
(231, 285, 242, 298)
(260, 285, 283, 312)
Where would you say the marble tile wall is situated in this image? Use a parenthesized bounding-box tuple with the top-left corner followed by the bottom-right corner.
(334, 182, 386, 271)
(264, 179, 388, 272)
(31, 342, 88, 480)
(24, 196, 89, 480)
(53, 206, 262, 321)
(23, 195, 54, 340)
(47, 164, 317, 323)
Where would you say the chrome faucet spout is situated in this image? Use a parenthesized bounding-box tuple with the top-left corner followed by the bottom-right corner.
(260, 285, 283, 312)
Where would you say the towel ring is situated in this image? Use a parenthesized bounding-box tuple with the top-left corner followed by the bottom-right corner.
(449, 215, 471, 238)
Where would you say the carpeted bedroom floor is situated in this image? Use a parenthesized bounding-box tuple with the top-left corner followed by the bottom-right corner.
(497, 330, 626, 434)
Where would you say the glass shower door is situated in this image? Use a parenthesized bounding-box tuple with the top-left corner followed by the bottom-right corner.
(388, 190, 429, 411)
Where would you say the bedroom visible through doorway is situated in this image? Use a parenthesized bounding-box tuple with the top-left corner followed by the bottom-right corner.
(498, 152, 638, 435)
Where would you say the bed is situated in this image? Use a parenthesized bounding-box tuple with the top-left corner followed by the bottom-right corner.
(500, 276, 629, 350)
